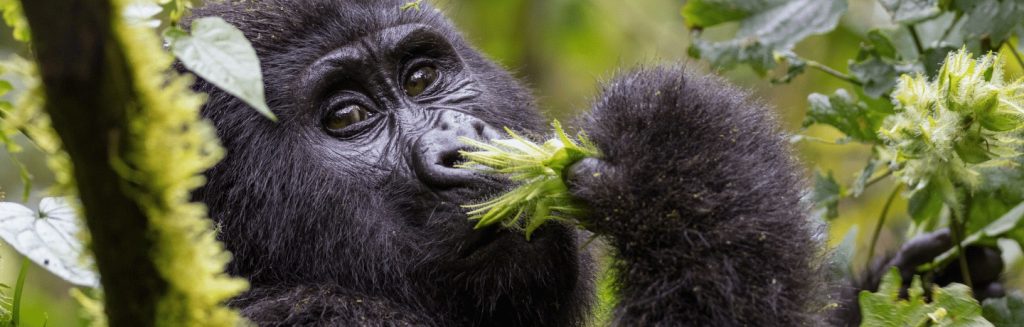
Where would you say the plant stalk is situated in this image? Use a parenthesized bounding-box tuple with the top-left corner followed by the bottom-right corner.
(866, 185, 902, 268)
(806, 60, 863, 86)
(948, 193, 973, 289)
(11, 257, 28, 327)
(908, 24, 926, 55)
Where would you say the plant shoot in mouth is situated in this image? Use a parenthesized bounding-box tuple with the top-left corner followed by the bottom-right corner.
(458, 120, 600, 239)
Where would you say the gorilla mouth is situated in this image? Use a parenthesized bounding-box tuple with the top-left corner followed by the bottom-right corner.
(458, 225, 508, 258)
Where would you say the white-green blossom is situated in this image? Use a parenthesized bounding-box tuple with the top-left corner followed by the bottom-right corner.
(879, 49, 1024, 193)
(459, 121, 600, 239)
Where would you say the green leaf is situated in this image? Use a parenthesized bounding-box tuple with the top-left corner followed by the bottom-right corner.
(680, 0, 757, 29)
(687, 0, 847, 73)
(908, 182, 944, 224)
(831, 225, 859, 275)
(860, 268, 994, 326)
(851, 159, 878, 197)
(165, 17, 277, 121)
(980, 201, 1024, 238)
(848, 29, 918, 98)
(878, 0, 944, 24)
(866, 30, 899, 59)
(770, 51, 807, 84)
(928, 201, 1024, 269)
(850, 57, 917, 98)
(955, 0, 1024, 45)
(0, 198, 99, 287)
(0, 285, 9, 326)
(812, 170, 841, 220)
(400, 0, 424, 11)
(123, 2, 163, 28)
(983, 292, 1024, 326)
(967, 194, 1011, 234)
(954, 132, 993, 164)
(0, 0, 30, 42)
(804, 89, 890, 143)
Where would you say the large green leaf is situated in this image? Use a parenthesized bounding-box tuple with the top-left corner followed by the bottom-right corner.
(165, 17, 276, 121)
(812, 170, 841, 220)
(929, 201, 1024, 267)
(860, 268, 993, 326)
(680, 0, 771, 29)
(955, 0, 1024, 45)
(983, 292, 1024, 326)
(686, 0, 847, 73)
(908, 182, 944, 224)
(878, 0, 944, 24)
(804, 89, 891, 143)
(0, 198, 98, 287)
(0, 283, 9, 326)
(849, 57, 918, 98)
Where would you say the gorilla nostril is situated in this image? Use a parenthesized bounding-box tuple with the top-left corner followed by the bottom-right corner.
(439, 149, 468, 168)
(472, 121, 486, 137)
(441, 122, 451, 131)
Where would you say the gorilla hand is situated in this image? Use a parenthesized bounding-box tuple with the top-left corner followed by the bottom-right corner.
(876, 229, 1005, 299)
(564, 67, 824, 326)
(833, 229, 1005, 326)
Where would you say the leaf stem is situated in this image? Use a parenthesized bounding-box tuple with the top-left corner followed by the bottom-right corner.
(11, 257, 28, 327)
(938, 14, 962, 46)
(866, 184, 902, 267)
(805, 60, 863, 86)
(1005, 41, 1024, 72)
(908, 24, 926, 55)
(863, 169, 893, 191)
(949, 193, 973, 289)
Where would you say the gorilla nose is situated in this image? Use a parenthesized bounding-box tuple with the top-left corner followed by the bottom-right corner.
(413, 111, 502, 190)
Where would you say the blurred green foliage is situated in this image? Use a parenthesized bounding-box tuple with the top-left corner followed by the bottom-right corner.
(0, 0, 1022, 325)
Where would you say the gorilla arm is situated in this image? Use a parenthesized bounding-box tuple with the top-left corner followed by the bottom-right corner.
(566, 67, 825, 326)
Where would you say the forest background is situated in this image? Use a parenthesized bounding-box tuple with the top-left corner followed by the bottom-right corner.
(0, 0, 1022, 325)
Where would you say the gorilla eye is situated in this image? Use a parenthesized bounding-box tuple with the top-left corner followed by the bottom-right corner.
(404, 65, 438, 97)
(324, 104, 371, 131)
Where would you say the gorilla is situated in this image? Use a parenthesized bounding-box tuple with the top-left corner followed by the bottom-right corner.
(180, 0, 993, 326)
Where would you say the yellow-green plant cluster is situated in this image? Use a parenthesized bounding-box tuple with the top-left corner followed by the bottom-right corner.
(879, 49, 1024, 194)
(459, 121, 600, 239)
(110, 0, 248, 324)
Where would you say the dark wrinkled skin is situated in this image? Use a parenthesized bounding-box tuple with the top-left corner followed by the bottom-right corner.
(181, 1, 1000, 326)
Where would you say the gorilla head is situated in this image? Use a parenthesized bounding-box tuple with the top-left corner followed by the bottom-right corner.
(187, 0, 593, 325)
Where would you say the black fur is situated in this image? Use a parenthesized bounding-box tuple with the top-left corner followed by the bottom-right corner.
(570, 68, 825, 325)
(183, 1, 825, 326)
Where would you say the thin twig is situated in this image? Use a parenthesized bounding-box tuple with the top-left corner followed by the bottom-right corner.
(938, 14, 963, 46)
(908, 24, 926, 55)
(863, 169, 893, 190)
(949, 193, 974, 289)
(866, 185, 903, 267)
(806, 60, 863, 86)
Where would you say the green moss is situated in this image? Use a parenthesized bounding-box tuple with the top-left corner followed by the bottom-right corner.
(0, 0, 29, 42)
(111, 0, 248, 324)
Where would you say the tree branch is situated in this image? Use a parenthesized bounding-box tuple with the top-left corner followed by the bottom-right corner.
(20, 0, 165, 325)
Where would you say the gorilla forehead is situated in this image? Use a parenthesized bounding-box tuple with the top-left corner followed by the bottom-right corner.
(197, 0, 463, 78)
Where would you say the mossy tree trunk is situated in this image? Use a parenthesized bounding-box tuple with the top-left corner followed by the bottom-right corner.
(20, 0, 165, 325)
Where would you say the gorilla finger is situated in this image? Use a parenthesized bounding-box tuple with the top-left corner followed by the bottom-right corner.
(564, 157, 610, 190)
(889, 228, 952, 270)
(965, 246, 1004, 285)
(975, 282, 1006, 300)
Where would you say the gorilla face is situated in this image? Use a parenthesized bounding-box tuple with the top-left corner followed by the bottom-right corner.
(188, 0, 592, 323)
